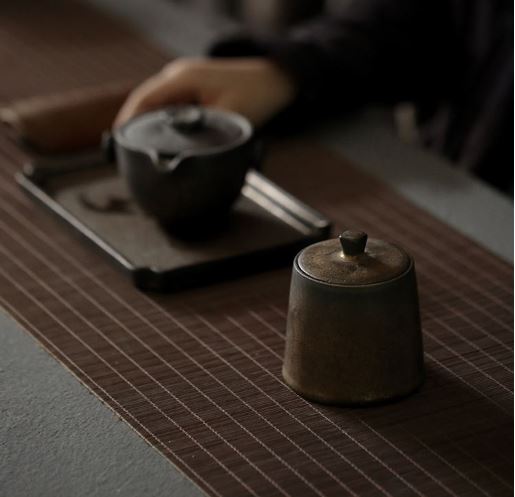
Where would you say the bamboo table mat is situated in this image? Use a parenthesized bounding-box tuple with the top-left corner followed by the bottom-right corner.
(1, 2, 513, 496)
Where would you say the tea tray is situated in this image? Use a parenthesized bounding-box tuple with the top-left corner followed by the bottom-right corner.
(17, 159, 331, 291)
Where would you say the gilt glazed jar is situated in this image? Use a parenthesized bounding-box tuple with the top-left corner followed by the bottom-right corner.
(283, 230, 425, 405)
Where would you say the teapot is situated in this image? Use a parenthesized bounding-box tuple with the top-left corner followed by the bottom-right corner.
(107, 105, 258, 227)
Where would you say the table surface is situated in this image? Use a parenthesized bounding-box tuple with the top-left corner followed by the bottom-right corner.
(1, 2, 512, 497)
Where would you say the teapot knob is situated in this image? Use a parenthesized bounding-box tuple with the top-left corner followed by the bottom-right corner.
(168, 107, 205, 132)
(339, 230, 368, 256)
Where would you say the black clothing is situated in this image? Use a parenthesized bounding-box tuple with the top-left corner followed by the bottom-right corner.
(211, 0, 513, 194)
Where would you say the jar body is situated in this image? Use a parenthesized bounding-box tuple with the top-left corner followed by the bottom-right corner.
(283, 255, 425, 405)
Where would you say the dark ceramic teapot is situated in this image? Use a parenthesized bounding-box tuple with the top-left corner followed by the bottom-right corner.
(107, 105, 259, 227)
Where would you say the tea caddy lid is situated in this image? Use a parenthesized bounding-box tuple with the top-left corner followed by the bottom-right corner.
(297, 230, 411, 286)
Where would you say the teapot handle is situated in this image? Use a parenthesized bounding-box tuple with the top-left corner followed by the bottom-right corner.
(102, 130, 116, 163)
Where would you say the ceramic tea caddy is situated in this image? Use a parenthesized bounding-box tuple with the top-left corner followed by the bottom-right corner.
(106, 105, 258, 227)
(283, 230, 425, 405)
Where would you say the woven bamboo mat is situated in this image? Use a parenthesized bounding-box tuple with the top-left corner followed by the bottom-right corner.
(1, 2, 513, 496)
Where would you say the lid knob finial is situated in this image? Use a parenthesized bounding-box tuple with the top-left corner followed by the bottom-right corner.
(339, 230, 368, 257)
(169, 106, 205, 132)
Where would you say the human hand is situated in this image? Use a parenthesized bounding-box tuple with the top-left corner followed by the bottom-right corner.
(114, 57, 296, 128)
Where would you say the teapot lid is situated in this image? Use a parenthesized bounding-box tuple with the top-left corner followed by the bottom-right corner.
(115, 105, 252, 156)
(297, 230, 411, 286)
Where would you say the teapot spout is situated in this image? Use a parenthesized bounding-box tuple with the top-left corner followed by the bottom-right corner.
(149, 151, 184, 173)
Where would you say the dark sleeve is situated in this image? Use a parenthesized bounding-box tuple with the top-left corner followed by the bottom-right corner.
(210, 0, 455, 115)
